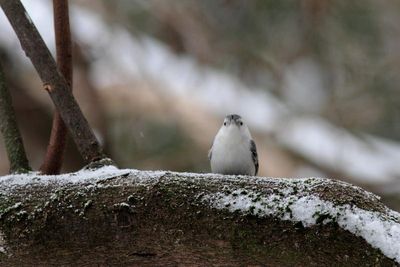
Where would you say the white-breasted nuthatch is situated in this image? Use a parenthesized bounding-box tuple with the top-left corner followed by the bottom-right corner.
(209, 114, 258, 176)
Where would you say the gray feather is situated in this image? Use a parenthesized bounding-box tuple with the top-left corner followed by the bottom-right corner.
(250, 140, 259, 175)
(226, 114, 241, 121)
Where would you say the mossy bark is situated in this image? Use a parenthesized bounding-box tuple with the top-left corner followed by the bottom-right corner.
(0, 62, 31, 173)
(0, 171, 398, 266)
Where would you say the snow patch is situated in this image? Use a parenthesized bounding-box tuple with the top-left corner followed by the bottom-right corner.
(0, 166, 165, 191)
(203, 186, 400, 263)
(0, 166, 128, 187)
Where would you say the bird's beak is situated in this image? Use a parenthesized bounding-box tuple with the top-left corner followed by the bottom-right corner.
(230, 120, 240, 127)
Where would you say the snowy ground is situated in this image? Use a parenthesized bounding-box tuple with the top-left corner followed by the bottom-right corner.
(0, 166, 399, 263)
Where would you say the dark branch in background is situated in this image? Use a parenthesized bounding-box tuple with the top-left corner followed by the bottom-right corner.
(40, 0, 73, 174)
(0, 61, 31, 173)
(0, 0, 107, 164)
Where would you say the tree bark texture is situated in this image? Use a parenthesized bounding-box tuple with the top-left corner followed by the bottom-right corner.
(40, 0, 73, 174)
(0, 61, 30, 173)
(0, 0, 105, 163)
(0, 170, 398, 266)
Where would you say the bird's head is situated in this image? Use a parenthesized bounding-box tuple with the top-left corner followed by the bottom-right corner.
(221, 114, 251, 138)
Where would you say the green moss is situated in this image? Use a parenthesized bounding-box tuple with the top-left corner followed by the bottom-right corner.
(249, 205, 255, 215)
(0, 202, 22, 220)
(285, 206, 292, 218)
(313, 211, 335, 225)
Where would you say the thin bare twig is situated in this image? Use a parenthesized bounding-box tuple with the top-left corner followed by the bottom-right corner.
(40, 0, 73, 174)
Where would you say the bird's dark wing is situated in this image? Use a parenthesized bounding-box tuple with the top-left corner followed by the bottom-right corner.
(250, 140, 259, 175)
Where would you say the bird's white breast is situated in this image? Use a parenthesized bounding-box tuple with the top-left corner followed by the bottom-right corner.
(210, 127, 255, 175)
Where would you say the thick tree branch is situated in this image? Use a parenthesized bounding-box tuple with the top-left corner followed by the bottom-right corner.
(0, 170, 398, 265)
(0, 61, 30, 173)
(40, 0, 73, 174)
(0, 0, 105, 163)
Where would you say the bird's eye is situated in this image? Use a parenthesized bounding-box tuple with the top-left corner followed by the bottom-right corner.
(239, 122, 243, 126)
(223, 122, 227, 126)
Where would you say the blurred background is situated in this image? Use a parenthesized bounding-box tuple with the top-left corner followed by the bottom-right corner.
(0, 0, 399, 210)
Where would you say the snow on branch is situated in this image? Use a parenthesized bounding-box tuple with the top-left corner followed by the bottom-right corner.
(0, 167, 399, 265)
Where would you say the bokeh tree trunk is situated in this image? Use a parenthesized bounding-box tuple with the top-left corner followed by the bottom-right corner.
(0, 61, 30, 173)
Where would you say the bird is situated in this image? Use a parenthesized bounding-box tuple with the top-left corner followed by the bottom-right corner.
(209, 114, 258, 176)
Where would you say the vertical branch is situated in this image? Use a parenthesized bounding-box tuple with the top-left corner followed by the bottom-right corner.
(0, 0, 107, 164)
(40, 0, 72, 174)
(0, 61, 31, 173)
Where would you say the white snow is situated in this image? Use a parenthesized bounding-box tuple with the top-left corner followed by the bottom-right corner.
(0, 166, 129, 188)
(0, 166, 121, 186)
(203, 182, 400, 263)
(0, 166, 171, 194)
